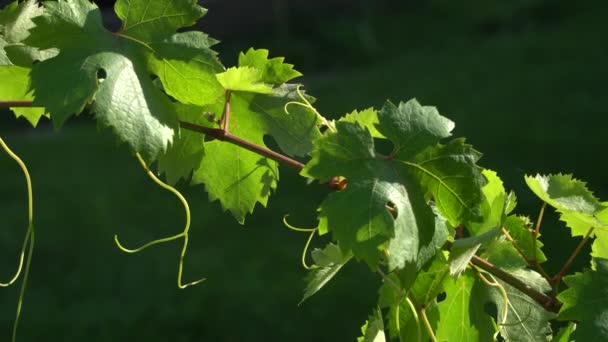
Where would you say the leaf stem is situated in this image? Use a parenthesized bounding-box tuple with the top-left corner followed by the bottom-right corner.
(419, 306, 437, 342)
(221, 91, 232, 132)
(552, 226, 594, 290)
(530, 203, 553, 286)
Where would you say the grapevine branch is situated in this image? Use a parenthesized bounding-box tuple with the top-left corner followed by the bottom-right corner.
(0, 100, 305, 170)
(470, 254, 560, 313)
(179, 121, 305, 170)
(0, 99, 561, 313)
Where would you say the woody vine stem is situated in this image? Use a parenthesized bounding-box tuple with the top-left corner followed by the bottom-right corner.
(0, 97, 571, 314)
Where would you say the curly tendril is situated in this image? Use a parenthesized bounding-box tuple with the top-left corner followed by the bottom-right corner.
(113, 153, 205, 289)
(0, 136, 35, 342)
(283, 85, 334, 131)
(282, 215, 318, 270)
(474, 266, 509, 340)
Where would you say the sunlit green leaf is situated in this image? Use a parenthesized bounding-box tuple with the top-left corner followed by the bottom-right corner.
(558, 258, 608, 341)
(216, 66, 273, 94)
(436, 270, 495, 341)
(238, 48, 301, 85)
(301, 243, 352, 304)
(357, 307, 386, 342)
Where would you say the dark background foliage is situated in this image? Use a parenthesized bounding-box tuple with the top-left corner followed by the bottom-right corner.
(1, 0, 607, 340)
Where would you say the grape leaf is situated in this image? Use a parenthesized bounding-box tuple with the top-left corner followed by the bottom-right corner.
(216, 66, 273, 94)
(481, 256, 555, 341)
(401, 138, 485, 227)
(378, 99, 454, 159)
(0, 65, 46, 126)
(483, 239, 528, 269)
(157, 103, 210, 184)
(449, 227, 501, 278)
(561, 207, 608, 259)
(145, 31, 224, 107)
(528, 174, 608, 259)
(378, 273, 440, 342)
(553, 322, 575, 342)
(339, 107, 384, 138)
(0, 36, 9, 64)
(300, 243, 352, 304)
(407, 253, 450, 304)
(0, 0, 57, 66)
(185, 47, 320, 222)
(525, 174, 606, 215)
(503, 215, 547, 263)
(468, 169, 508, 236)
(192, 84, 321, 222)
(436, 270, 495, 341)
(304, 121, 434, 269)
(558, 258, 608, 341)
(24, 0, 223, 160)
(592, 228, 608, 260)
(238, 48, 302, 85)
(415, 207, 450, 270)
(303, 99, 484, 269)
(357, 308, 386, 342)
(114, 0, 205, 42)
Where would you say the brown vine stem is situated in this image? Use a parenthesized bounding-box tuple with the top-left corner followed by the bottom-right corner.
(552, 227, 594, 291)
(179, 121, 305, 170)
(0, 98, 560, 314)
(470, 254, 560, 313)
(0, 100, 305, 170)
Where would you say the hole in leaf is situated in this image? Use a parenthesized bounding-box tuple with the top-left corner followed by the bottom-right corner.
(386, 201, 398, 219)
(374, 137, 394, 156)
(96, 68, 107, 81)
(436, 292, 447, 303)
(263, 135, 280, 152)
(484, 302, 498, 317)
(319, 124, 329, 134)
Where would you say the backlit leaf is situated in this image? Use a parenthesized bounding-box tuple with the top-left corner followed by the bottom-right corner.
(238, 48, 302, 85)
(558, 258, 608, 341)
(304, 99, 485, 269)
(301, 243, 352, 304)
(25, 0, 223, 160)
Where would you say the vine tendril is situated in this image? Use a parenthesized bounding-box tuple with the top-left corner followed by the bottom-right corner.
(284, 85, 334, 132)
(114, 153, 205, 289)
(474, 266, 509, 340)
(405, 295, 422, 342)
(283, 215, 318, 270)
(0, 136, 35, 342)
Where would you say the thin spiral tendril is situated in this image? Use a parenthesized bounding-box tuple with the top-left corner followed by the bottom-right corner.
(0, 136, 35, 342)
(114, 153, 205, 289)
(283, 215, 318, 270)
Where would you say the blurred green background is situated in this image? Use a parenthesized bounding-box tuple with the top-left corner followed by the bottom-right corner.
(1, 0, 607, 340)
